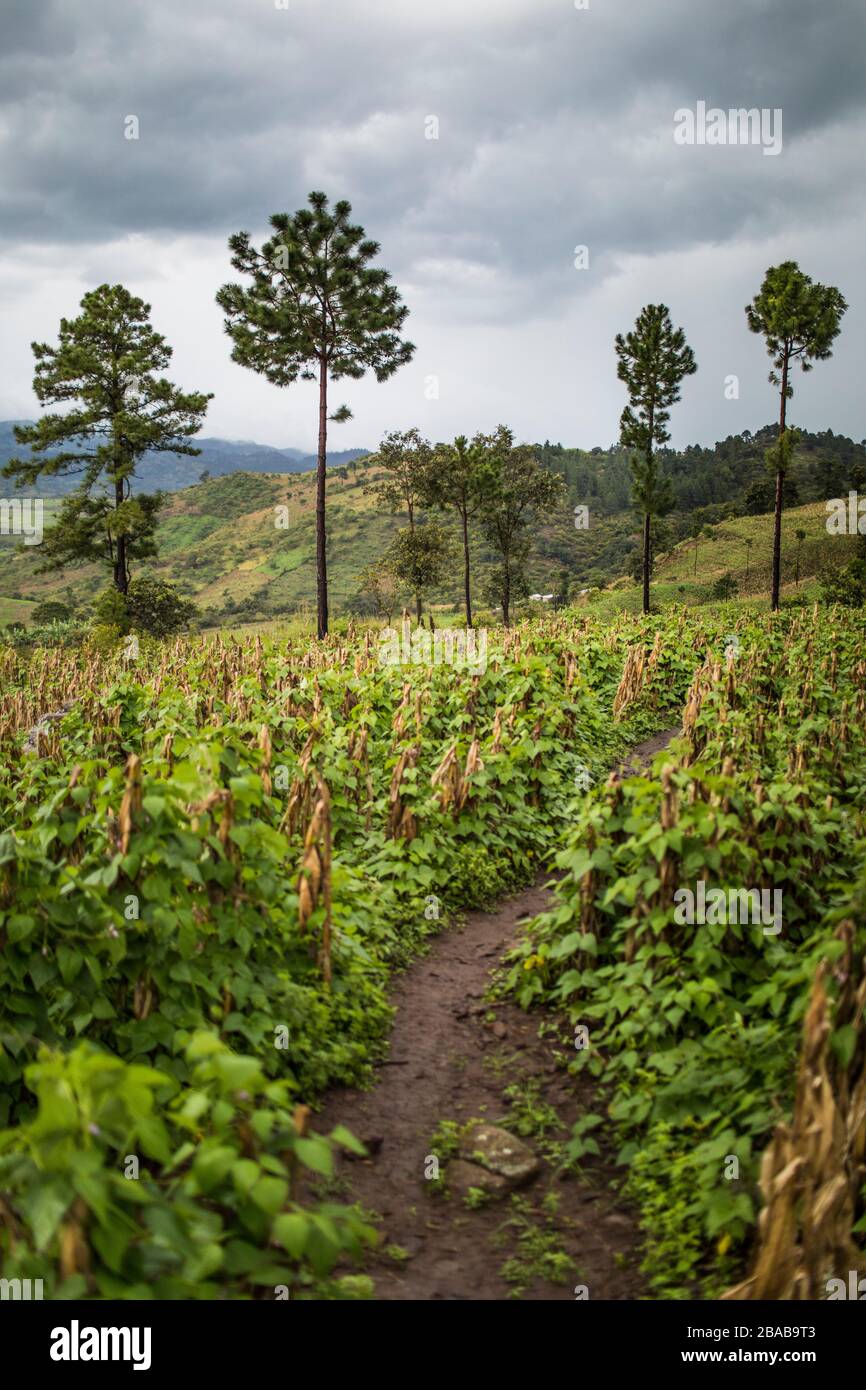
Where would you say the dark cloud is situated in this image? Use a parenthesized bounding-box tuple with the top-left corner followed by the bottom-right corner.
(0, 0, 862, 446)
(1, 0, 864, 259)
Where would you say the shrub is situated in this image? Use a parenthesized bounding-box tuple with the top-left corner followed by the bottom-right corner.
(94, 578, 199, 639)
(711, 573, 738, 600)
(31, 600, 73, 625)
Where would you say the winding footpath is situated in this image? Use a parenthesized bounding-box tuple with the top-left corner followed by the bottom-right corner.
(311, 731, 678, 1300)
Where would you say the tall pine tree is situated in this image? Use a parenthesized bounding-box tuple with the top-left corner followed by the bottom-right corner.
(217, 192, 415, 638)
(615, 304, 696, 613)
(3, 284, 211, 594)
(745, 262, 847, 610)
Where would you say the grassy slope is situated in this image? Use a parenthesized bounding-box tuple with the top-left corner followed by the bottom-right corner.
(585, 499, 855, 619)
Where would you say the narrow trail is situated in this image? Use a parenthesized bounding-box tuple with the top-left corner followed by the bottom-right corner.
(311, 730, 680, 1300)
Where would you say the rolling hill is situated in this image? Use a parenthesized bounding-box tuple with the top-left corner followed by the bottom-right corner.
(0, 458, 857, 630)
(0, 420, 371, 496)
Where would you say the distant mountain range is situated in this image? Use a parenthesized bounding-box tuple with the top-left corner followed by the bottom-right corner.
(0, 421, 371, 496)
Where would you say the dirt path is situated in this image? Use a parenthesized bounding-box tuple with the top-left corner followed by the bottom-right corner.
(310, 730, 679, 1301)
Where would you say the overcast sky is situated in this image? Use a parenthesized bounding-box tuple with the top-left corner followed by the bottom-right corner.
(1, 0, 864, 452)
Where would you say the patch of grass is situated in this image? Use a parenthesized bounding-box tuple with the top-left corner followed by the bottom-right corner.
(502, 1076, 565, 1164)
(463, 1187, 491, 1211)
(383, 1243, 411, 1263)
(492, 1194, 575, 1298)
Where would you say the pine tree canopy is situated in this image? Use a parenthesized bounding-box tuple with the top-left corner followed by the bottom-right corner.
(216, 191, 415, 384)
(4, 283, 212, 490)
(745, 261, 847, 390)
(614, 302, 697, 462)
(3, 283, 212, 592)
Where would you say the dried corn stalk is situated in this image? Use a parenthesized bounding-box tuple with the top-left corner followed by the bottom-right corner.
(612, 645, 646, 721)
(258, 723, 273, 796)
(297, 778, 333, 986)
(118, 754, 142, 856)
(388, 746, 419, 840)
(430, 739, 484, 815)
(722, 923, 866, 1300)
(681, 654, 722, 758)
(59, 1198, 91, 1282)
(431, 742, 461, 811)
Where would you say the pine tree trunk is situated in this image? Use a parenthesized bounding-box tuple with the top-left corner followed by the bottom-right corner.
(461, 507, 472, 627)
(316, 354, 329, 639)
(643, 411, 655, 617)
(405, 499, 422, 623)
(771, 354, 788, 612)
(113, 478, 128, 594)
(502, 563, 511, 627)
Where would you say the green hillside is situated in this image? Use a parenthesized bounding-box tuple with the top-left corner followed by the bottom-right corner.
(0, 462, 634, 628)
(1, 433, 860, 631)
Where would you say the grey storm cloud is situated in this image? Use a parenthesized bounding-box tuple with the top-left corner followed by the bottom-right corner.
(2, 0, 865, 271)
(1, 0, 864, 447)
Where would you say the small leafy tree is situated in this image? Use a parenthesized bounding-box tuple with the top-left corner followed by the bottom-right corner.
(126, 576, 199, 636)
(356, 562, 401, 624)
(479, 429, 565, 625)
(366, 430, 429, 524)
(427, 433, 491, 626)
(746, 262, 847, 609)
(711, 573, 738, 601)
(615, 304, 697, 614)
(384, 524, 454, 621)
(30, 600, 72, 625)
(217, 193, 415, 639)
(366, 429, 436, 619)
(819, 536, 866, 608)
(3, 285, 211, 594)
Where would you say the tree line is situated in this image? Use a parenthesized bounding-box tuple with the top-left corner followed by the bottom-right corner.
(2, 185, 849, 625)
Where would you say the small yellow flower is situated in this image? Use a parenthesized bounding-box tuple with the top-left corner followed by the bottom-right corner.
(716, 1232, 732, 1256)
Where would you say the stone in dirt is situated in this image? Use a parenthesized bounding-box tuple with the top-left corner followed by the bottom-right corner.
(458, 1123, 540, 1188)
(446, 1159, 510, 1198)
